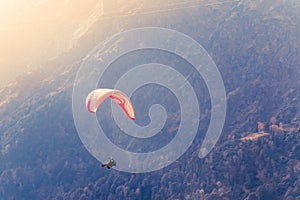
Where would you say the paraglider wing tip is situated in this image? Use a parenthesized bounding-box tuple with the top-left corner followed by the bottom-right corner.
(87, 107, 96, 113)
(86, 99, 96, 113)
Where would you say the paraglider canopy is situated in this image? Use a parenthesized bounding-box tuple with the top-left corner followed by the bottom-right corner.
(85, 88, 135, 120)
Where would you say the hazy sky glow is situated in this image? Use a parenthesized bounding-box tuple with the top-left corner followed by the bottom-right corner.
(0, 0, 252, 88)
(0, 0, 104, 88)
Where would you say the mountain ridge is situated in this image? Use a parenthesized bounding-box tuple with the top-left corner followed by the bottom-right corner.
(0, 0, 299, 199)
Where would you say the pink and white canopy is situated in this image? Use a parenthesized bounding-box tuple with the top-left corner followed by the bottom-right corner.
(85, 89, 135, 120)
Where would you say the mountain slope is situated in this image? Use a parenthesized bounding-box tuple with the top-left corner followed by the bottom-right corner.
(0, 0, 299, 199)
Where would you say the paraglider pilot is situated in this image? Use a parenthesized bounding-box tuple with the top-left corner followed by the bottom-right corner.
(101, 158, 116, 169)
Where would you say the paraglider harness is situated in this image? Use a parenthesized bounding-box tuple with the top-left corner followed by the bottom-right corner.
(101, 158, 116, 169)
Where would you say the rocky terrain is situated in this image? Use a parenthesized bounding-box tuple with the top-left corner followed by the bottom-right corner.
(0, 0, 299, 199)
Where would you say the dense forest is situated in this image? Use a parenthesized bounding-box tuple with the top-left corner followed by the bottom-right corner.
(0, 0, 299, 199)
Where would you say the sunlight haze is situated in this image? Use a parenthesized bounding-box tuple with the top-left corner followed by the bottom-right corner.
(0, 0, 104, 88)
